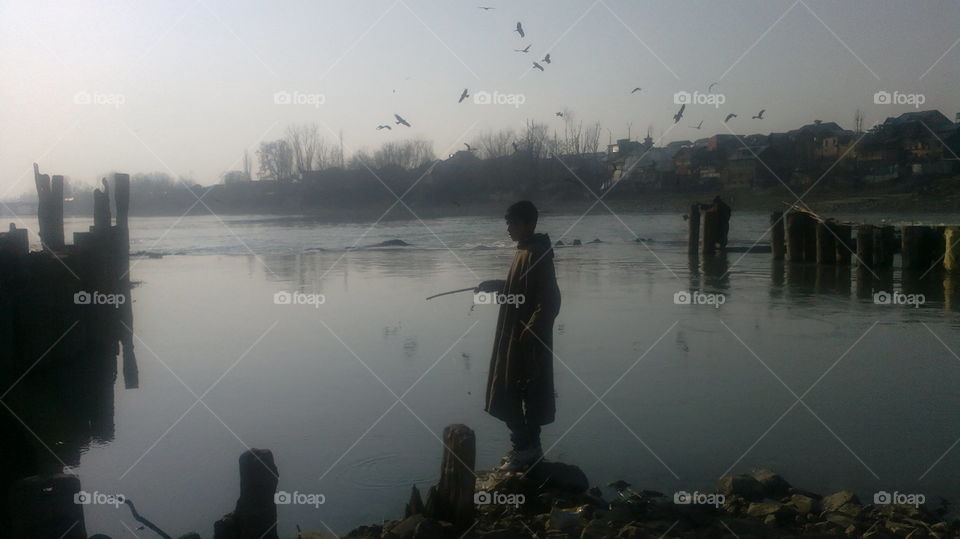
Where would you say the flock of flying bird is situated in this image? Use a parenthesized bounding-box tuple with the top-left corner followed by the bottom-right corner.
(374, 6, 769, 146)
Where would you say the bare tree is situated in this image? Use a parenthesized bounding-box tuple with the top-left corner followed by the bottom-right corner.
(257, 140, 294, 181)
(476, 128, 516, 159)
(286, 123, 321, 178)
(517, 120, 549, 159)
(372, 138, 436, 169)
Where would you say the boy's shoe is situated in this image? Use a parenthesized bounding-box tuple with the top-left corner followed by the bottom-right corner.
(497, 446, 543, 472)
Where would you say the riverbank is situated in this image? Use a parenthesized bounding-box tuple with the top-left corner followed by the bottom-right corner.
(342, 462, 957, 539)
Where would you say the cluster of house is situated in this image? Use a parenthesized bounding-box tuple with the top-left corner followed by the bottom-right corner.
(604, 110, 960, 192)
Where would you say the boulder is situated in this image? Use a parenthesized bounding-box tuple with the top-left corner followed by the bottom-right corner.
(787, 493, 819, 515)
(528, 462, 589, 493)
(750, 468, 792, 498)
(821, 490, 860, 513)
(580, 519, 617, 539)
(717, 474, 764, 500)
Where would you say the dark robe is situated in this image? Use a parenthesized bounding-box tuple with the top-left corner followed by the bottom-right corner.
(484, 233, 561, 426)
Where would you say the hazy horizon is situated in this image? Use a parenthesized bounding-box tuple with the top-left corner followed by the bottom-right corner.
(2, 0, 958, 196)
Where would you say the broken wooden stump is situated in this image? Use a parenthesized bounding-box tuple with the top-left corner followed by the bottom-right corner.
(424, 424, 476, 531)
(770, 211, 785, 261)
(687, 204, 700, 257)
(215, 449, 279, 539)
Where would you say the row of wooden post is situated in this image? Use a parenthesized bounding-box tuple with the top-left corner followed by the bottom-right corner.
(767, 210, 960, 274)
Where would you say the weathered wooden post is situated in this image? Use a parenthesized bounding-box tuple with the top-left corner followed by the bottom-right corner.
(856, 225, 875, 270)
(801, 215, 818, 262)
(785, 212, 803, 262)
(93, 178, 111, 231)
(873, 226, 896, 268)
(0, 223, 29, 256)
(424, 424, 476, 531)
(945, 227, 960, 273)
(49, 174, 65, 250)
(214, 449, 279, 539)
(33, 163, 51, 249)
(688, 204, 700, 257)
(816, 222, 836, 265)
(11, 474, 87, 539)
(834, 224, 852, 265)
(902, 226, 933, 271)
(701, 207, 718, 257)
(770, 211, 785, 261)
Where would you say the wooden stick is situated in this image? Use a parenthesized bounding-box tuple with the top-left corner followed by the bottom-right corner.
(425, 287, 476, 301)
(123, 499, 172, 539)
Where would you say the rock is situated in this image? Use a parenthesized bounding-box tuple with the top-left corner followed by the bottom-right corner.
(787, 493, 819, 514)
(750, 468, 792, 498)
(821, 490, 860, 513)
(384, 514, 425, 539)
(528, 462, 589, 493)
(763, 514, 778, 526)
(745, 502, 785, 518)
(548, 506, 585, 530)
(580, 519, 617, 538)
(905, 528, 932, 539)
(413, 518, 444, 539)
(823, 511, 857, 530)
(617, 524, 653, 539)
(587, 238, 603, 244)
(717, 474, 764, 500)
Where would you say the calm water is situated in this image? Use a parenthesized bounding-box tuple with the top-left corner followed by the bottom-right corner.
(12, 210, 960, 537)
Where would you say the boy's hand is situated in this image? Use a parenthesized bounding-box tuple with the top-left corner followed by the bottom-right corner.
(474, 280, 505, 293)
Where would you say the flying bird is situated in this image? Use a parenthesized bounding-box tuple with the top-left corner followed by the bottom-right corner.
(708, 82, 719, 92)
(515, 44, 531, 53)
(458, 88, 470, 103)
(394, 114, 411, 127)
(478, 6, 495, 10)
(532, 61, 544, 71)
(542, 53, 551, 64)
(673, 103, 685, 124)
(515, 22, 525, 38)
(752, 109, 766, 120)
(555, 111, 564, 118)
(689, 120, 703, 129)
(376, 125, 392, 130)
(724, 113, 737, 123)
(631, 87, 642, 94)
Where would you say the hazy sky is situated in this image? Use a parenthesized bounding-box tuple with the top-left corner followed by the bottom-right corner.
(1, 0, 958, 195)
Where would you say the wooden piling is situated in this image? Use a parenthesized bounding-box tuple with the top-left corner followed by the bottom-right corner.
(801, 215, 818, 262)
(945, 227, 960, 273)
(834, 224, 852, 265)
(874, 226, 896, 268)
(688, 204, 700, 257)
(816, 222, 836, 265)
(49, 175, 65, 250)
(785, 212, 803, 262)
(425, 424, 476, 531)
(93, 178, 111, 231)
(856, 225, 875, 269)
(701, 207, 719, 257)
(770, 211, 785, 261)
(215, 449, 279, 539)
(902, 226, 933, 271)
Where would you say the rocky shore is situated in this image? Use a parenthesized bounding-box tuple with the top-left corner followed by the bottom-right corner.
(341, 464, 957, 539)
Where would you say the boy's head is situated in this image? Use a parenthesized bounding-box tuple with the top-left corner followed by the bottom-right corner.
(505, 200, 538, 241)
